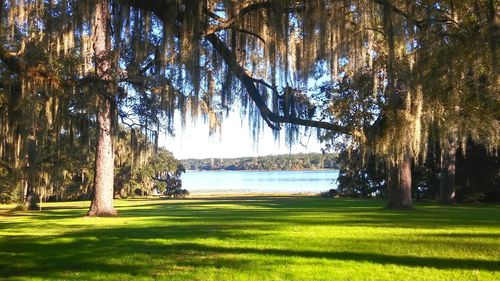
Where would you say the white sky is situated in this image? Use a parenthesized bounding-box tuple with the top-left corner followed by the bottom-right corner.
(159, 110, 324, 160)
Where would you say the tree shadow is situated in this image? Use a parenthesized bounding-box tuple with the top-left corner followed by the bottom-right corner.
(0, 222, 264, 280)
(18, 196, 500, 230)
(424, 232, 500, 239)
(1, 227, 499, 281)
(167, 242, 500, 271)
(1, 196, 499, 279)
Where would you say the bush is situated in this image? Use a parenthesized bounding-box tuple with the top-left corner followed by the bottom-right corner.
(163, 178, 189, 198)
(0, 189, 18, 204)
(318, 189, 339, 198)
(164, 188, 190, 198)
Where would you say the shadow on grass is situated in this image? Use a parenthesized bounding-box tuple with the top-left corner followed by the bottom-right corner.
(15, 196, 500, 230)
(424, 233, 500, 239)
(1, 196, 499, 279)
(1, 228, 499, 281)
(169, 242, 500, 271)
(119, 198, 500, 229)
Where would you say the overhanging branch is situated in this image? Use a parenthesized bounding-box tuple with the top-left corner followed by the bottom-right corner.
(99, 1, 353, 134)
(205, 33, 351, 135)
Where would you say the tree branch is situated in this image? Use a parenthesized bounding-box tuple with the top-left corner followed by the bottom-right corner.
(112, 1, 351, 134)
(206, 33, 351, 135)
(205, 1, 273, 35)
(232, 28, 266, 44)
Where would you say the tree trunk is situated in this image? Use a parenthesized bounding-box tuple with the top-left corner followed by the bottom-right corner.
(23, 136, 39, 210)
(439, 134, 458, 204)
(23, 193, 39, 210)
(23, 179, 39, 210)
(87, 0, 117, 217)
(88, 95, 117, 216)
(382, 2, 413, 209)
(387, 154, 413, 209)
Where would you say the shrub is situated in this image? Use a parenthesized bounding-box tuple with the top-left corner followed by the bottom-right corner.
(318, 189, 339, 198)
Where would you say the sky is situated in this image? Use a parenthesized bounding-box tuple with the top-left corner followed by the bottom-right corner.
(159, 110, 324, 160)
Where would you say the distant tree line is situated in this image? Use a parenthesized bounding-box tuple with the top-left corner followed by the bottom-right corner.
(182, 153, 339, 171)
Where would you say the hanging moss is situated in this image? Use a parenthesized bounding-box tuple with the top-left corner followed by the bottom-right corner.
(0, 0, 498, 203)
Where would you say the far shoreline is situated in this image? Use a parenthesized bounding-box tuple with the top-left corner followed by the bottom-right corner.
(185, 168, 339, 172)
(186, 192, 320, 197)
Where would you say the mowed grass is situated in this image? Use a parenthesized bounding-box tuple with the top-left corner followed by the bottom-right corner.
(0, 196, 499, 281)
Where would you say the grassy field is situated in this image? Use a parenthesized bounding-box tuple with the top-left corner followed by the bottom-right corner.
(0, 196, 499, 281)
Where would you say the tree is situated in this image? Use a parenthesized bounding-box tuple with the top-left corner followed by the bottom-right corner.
(114, 129, 185, 198)
(87, 0, 117, 216)
(0, 1, 87, 209)
(1, 1, 498, 212)
(315, 0, 498, 207)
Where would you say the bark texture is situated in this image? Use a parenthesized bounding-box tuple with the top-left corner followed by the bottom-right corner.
(439, 133, 458, 204)
(23, 181, 39, 210)
(383, 0, 412, 209)
(23, 137, 39, 210)
(388, 155, 413, 209)
(87, 0, 117, 217)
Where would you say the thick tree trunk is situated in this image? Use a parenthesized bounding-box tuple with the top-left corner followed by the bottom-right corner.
(87, 0, 117, 217)
(23, 180, 39, 210)
(88, 96, 117, 216)
(439, 134, 458, 204)
(382, 2, 413, 209)
(387, 154, 413, 209)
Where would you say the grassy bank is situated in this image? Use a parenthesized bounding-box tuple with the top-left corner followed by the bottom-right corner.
(1, 196, 499, 280)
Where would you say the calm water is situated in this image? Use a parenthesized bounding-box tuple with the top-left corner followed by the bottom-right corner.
(182, 170, 339, 194)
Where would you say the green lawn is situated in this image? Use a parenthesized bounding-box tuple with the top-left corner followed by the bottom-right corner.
(0, 196, 499, 280)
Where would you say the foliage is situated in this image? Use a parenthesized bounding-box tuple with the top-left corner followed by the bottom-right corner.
(335, 149, 387, 198)
(333, 141, 500, 202)
(163, 178, 190, 198)
(0, 1, 498, 209)
(0, 123, 185, 203)
(114, 131, 186, 198)
(318, 189, 338, 198)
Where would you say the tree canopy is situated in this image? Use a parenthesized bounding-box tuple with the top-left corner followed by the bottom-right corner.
(0, 0, 498, 213)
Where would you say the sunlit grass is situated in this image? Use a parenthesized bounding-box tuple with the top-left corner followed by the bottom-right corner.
(1, 196, 499, 280)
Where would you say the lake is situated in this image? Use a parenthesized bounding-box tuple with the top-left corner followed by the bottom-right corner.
(182, 170, 339, 194)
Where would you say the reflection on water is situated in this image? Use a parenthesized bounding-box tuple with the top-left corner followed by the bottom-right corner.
(182, 170, 338, 194)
